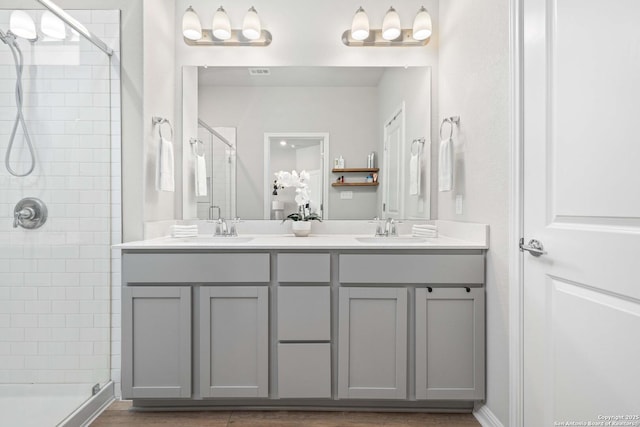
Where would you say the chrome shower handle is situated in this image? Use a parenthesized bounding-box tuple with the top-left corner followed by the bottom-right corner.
(13, 198, 47, 230)
(13, 207, 34, 228)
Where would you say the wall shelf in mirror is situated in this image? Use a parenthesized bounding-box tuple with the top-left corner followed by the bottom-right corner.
(331, 168, 379, 173)
(332, 182, 379, 187)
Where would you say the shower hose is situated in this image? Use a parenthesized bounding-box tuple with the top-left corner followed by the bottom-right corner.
(2, 32, 36, 177)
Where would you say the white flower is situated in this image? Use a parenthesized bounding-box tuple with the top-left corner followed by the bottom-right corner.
(275, 169, 312, 207)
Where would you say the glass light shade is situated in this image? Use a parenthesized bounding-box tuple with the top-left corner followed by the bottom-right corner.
(381, 6, 401, 41)
(41, 10, 66, 40)
(350, 7, 369, 41)
(182, 6, 202, 41)
(412, 6, 432, 41)
(10, 10, 37, 40)
(242, 6, 261, 40)
(212, 7, 231, 40)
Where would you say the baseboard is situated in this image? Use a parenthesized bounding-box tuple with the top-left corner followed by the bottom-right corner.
(58, 381, 115, 427)
(473, 404, 505, 427)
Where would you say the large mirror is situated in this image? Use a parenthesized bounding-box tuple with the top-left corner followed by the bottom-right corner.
(182, 66, 432, 220)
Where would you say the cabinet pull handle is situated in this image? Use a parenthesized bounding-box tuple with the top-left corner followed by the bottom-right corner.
(427, 287, 433, 293)
(465, 287, 471, 293)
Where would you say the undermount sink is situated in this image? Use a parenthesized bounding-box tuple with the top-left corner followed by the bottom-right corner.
(172, 236, 254, 244)
(356, 237, 429, 244)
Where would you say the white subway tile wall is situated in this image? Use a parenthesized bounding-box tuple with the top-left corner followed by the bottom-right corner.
(0, 10, 121, 393)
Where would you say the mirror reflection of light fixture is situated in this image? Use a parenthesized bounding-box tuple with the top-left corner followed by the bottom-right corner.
(212, 6, 231, 40)
(9, 10, 38, 40)
(41, 10, 66, 40)
(342, 5, 432, 47)
(182, 6, 203, 41)
(412, 6, 432, 41)
(381, 6, 401, 41)
(350, 6, 369, 41)
(182, 5, 271, 46)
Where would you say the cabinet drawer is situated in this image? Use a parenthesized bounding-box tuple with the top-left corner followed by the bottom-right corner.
(277, 253, 330, 283)
(278, 343, 331, 398)
(278, 287, 330, 341)
(339, 253, 484, 284)
(122, 253, 270, 283)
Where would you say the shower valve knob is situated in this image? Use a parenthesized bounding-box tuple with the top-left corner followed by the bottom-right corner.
(13, 198, 47, 230)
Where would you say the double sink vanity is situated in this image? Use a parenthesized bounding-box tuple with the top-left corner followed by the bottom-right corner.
(117, 220, 488, 411)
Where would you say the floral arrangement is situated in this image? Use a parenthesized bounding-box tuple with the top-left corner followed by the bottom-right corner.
(274, 170, 322, 222)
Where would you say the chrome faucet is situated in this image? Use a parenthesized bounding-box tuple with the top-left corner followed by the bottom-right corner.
(373, 217, 398, 237)
(215, 217, 239, 237)
(384, 218, 398, 237)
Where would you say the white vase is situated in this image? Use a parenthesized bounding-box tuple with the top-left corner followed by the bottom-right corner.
(291, 221, 311, 237)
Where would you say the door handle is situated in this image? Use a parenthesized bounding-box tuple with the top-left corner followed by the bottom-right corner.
(519, 238, 546, 257)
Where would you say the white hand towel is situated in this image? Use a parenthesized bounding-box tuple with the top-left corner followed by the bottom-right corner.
(438, 138, 454, 192)
(195, 153, 207, 197)
(157, 137, 175, 192)
(409, 152, 420, 196)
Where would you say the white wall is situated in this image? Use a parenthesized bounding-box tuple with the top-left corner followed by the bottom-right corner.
(198, 85, 380, 219)
(175, 0, 440, 218)
(143, 0, 176, 225)
(438, 0, 510, 424)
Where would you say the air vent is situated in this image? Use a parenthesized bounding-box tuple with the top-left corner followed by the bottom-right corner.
(249, 68, 270, 76)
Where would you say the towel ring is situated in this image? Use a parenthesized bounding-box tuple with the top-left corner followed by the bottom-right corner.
(190, 138, 205, 156)
(439, 116, 460, 140)
(411, 138, 425, 156)
(152, 116, 174, 141)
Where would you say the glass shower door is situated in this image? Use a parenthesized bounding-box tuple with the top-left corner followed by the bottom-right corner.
(0, 4, 119, 426)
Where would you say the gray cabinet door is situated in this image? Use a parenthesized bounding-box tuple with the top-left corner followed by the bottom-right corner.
(200, 286, 269, 398)
(415, 287, 485, 400)
(122, 286, 191, 399)
(338, 287, 407, 399)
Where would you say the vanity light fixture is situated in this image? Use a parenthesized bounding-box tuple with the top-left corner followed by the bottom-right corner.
(212, 6, 231, 40)
(350, 7, 370, 41)
(342, 5, 432, 47)
(412, 6, 432, 41)
(182, 6, 203, 41)
(381, 6, 401, 40)
(182, 5, 272, 47)
(9, 10, 38, 41)
(41, 10, 66, 40)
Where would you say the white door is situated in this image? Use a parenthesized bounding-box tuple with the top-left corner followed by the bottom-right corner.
(523, 0, 640, 425)
(382, 108, 404, 219)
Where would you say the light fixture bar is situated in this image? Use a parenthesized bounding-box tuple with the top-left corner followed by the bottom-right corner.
(36, 0, 114, 56)
(184, 29, 272, 46)
(341, 29, 429, 47)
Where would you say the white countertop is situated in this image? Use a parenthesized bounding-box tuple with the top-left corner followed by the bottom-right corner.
(115, 233, 488, 250)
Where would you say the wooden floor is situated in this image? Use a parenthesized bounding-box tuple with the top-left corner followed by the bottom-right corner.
(90, 401, 481, 427)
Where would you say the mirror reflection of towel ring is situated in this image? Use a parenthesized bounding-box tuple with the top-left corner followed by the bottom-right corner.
(439, 116, 460, 140)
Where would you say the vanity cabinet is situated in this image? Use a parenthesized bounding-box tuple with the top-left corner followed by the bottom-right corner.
(337, 287, 407, 399)
(200, 286, 269, 398)
(415, 287, 485, 400)
(122, 286, 191, 399)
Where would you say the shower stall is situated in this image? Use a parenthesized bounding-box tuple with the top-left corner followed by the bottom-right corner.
(0, 2, 120, 426)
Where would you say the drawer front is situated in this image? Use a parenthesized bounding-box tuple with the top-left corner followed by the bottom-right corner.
(278, 286, 330, 341)
(278, 343, 331, 398)
(277, 253, 330, 283)
(123, 253, 270, 283)
(339, 253, 484, 284)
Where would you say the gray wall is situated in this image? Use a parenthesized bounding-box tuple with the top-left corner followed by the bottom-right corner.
(198, 85, 379, 219)
(438, 0, 510, 424)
